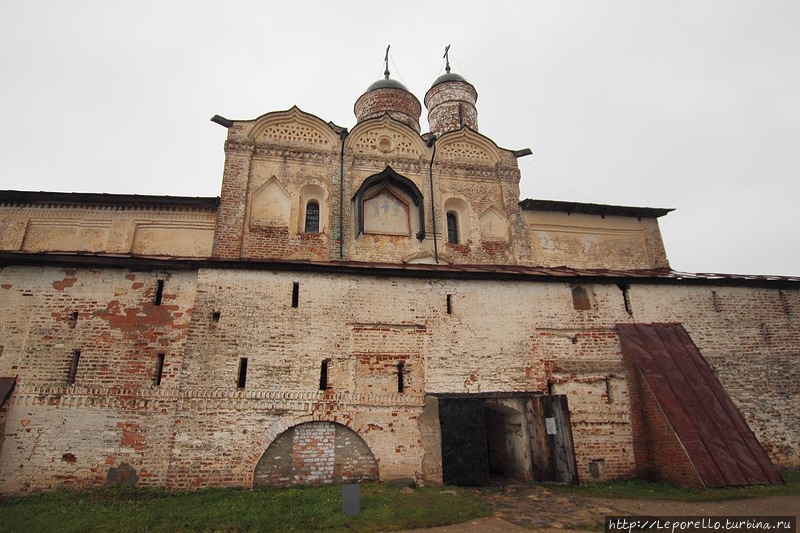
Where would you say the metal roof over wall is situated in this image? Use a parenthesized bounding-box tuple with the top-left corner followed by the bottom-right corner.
(618, 323, 783, 487)
(0, 190, 220, 209)
(0, 377, 16, 408)
(1, 252, 798, 288)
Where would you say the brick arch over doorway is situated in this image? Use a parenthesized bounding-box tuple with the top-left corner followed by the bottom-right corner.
(253, 421, 379, 487)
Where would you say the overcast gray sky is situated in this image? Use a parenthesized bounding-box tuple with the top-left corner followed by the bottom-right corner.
(2, 1, 798, 276)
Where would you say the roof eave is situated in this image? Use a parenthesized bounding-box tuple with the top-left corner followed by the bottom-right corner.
(0, 190, 220, 209)
(519, 198, 674, 219)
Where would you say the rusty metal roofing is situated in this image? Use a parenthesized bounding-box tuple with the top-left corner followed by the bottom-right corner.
(0, 377, 16, 407)
(1, 251, 798, 288)
(519, 198, 673, 219)
(618, 323, 783, 487)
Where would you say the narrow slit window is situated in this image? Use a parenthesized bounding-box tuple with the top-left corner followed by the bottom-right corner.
(211, 311, 221, 323)
(779, 290, 790, 316)
(68, 350, 81, 385)
(397, 362, 405, 393)
(712, 291, 721, 312)
(605, 377, 613, 403)
(760, 323, 770, 344)
(571, 286, 591, 311)
(154, 353, 165, 386)
(319, 359, 329, 391)
(617, 284, 632, 316)
(446, 211, 459, 244)
(69, 311, 79, 329)
(292, 282, 299, 308)
(237, 357, 248, 389)
(154, 279, 165, 306)
(304, 201, 320, 233)
(446, 294, 453, 315)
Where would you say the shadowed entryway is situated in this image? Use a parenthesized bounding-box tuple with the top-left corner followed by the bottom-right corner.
(437, 394, 577, 486)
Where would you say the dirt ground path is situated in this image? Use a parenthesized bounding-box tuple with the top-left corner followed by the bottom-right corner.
(607, 494, 799, 518)
(399, 484, 799, 533)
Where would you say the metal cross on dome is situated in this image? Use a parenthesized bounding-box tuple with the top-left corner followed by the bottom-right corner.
(443, 44, 451, 73)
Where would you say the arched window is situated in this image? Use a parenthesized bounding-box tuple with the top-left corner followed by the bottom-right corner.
(446, 211, 459, 244)
(298, 184, 325, 235)
(304, 200, 320, 233)
(443, 197, 470, 246)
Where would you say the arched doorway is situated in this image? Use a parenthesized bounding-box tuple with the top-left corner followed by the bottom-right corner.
(253, 421, 379, 487)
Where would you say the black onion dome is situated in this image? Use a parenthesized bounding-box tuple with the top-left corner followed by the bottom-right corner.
(430, 71, 467, 88)
(365, 77, 410, 92)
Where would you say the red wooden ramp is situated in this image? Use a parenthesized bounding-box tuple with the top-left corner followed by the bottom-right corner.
(618, 323, 783, 487)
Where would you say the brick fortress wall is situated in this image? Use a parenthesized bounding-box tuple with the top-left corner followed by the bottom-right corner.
(0, 265, 796, 493)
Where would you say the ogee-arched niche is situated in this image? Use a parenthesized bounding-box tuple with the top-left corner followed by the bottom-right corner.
(353, 166, 425, 240)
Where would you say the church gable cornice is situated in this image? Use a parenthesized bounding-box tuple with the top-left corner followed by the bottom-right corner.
(247, 106, 340, 150)
(435, 128, 502, 167)
(347, 114, 427, 159)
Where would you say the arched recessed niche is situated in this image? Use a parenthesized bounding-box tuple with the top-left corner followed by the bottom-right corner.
(443, 197, 471, 245)
(353, 166, 425, 240)
(298, 184, 326, 234)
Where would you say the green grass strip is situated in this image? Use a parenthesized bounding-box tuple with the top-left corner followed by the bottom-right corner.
(0, 482, 492, 533)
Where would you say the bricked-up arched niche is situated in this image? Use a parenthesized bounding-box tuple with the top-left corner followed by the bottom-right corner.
(353, 166, 425, 240)
(253, 421, 379, 487)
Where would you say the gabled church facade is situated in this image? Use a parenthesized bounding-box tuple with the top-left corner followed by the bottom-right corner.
(0, 57, 796, 493)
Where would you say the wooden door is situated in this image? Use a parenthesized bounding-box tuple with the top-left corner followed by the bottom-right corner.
(528, 395, 578, 484)
(438, 398, 489, 486)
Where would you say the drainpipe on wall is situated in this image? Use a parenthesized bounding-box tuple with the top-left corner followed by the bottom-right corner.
(339, 128, 348, 260)
(427, 135, 439, 264)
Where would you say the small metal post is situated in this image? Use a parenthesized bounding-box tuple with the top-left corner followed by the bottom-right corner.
(341, 483, 360, 515)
